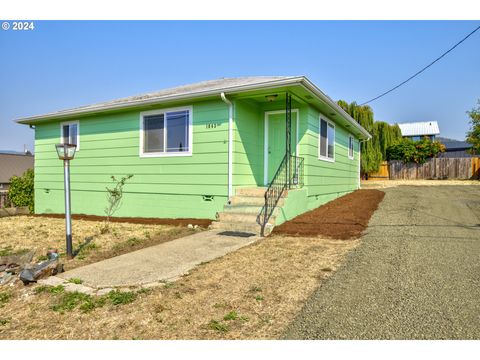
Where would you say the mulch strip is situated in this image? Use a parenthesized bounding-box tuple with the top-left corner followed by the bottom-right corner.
(32, 213, 212, 227)
(273, 189, 385, 239)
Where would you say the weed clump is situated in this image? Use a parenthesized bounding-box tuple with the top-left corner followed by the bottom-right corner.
(107, 290, 137, 305)
(208, 320, 229, 333)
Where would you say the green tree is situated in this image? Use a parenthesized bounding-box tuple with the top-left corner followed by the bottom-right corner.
(374, 121, 402, 160)
(338, 100, 382, 175)
(466, 99, 480, 155)
(8, 168, 34, 213)
(338, 100, 401, 176)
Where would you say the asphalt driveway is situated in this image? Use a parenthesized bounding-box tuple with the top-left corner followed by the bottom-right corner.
(283, 185, 480, 339)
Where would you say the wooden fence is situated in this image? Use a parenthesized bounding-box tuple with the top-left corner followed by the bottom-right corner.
(388, 157, 480, 180)
(367, 161, 389, 180)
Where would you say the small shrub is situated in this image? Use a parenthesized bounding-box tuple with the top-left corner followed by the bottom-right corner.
(8, 169, 34, 213)
(136, 288, 153, 295)
(35, 285, 65, 295)
(208, 320, 229, 333)
(255, 295, 264, 302)
(162, 281, 174, 289)
(68, 278, 83, 284)
(223, 311, 238, 321)
(0, 318, 10, 326)
(103, 174, 133, 231)
(126, 237, 140, 247)
(79, 296, 106, 313)
(213, 302, 228, 309)
(0, 292, 11, 307)
(108, 290, 137, 305)
(76, 242, 99, 260)
(51, 291, 90, 313)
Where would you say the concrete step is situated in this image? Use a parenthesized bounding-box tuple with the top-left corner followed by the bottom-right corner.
(235, 187, 268, 197)
(217, 212, 274, 224)
(229, 195, 285, 207)
(210, 221, 274, 236)
(223, 204, 263, 214)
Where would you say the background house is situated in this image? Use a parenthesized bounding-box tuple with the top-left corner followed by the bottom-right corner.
(398, 121, 440, 141)
(437, 137, 476, 158)
(0, 151, 34, 207)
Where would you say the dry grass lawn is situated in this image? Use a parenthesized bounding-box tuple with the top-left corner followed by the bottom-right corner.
(0, 226, 358, 339)
(0, 216, 196, 269)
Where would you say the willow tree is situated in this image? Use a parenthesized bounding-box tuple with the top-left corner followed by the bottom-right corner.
(374, 121, 402, 159)
(338, 100, 382, 175)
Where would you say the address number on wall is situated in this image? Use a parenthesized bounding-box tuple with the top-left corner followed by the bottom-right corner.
(205, 123, 221, 129)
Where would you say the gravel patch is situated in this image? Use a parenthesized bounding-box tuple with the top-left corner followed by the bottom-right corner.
(283, 185, 480, 339)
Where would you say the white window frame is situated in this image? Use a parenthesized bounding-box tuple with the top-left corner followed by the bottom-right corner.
(348, 135, 354, 160)
(60, 120, 80, 151)
(318, 116, 335, 162)
(139, 106, 193, 158)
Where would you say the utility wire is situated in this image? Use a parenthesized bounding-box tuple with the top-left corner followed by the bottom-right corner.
(360, 25, 480, 106)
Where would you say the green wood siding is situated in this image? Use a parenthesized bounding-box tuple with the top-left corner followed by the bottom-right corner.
(233, 100, 264, 189)
(302, 105, 360, 209)
(33, 96, 361, 221)
(34, 100, 230, 219)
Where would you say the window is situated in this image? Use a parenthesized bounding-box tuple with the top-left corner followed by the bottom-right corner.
(319, 117, 335, 161)
(348, 136, 354, 160)
(140, 107, 192, 157)
(60, 121, 79, 150)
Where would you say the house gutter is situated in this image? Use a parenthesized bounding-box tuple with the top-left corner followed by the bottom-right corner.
(220, 92, 233, 199)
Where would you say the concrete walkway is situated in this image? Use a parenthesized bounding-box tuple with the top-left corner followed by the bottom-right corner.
(58, 230, 259, 288)
(283, 186, 480, 339)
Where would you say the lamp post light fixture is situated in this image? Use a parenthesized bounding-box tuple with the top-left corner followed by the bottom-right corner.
(55, 143, 77, 259)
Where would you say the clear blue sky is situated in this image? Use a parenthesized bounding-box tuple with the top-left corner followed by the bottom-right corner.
(1, 20, 479, 152)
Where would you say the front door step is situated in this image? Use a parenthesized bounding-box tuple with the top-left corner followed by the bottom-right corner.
(211, 187, 286, 236)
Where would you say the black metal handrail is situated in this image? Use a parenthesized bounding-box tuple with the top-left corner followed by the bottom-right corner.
(257, 155, 304, 236)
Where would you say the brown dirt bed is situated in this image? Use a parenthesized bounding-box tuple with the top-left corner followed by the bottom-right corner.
(273, 189, 385, 239)
(32, 213, 212, 227)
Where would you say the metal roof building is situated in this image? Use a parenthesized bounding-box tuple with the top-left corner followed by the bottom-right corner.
(398, 121, 440, 137)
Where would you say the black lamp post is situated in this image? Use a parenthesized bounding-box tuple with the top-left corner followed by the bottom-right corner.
(55, 143, 76, 259)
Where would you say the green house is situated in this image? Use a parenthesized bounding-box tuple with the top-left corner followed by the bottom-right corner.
(17, 76, 370, 235)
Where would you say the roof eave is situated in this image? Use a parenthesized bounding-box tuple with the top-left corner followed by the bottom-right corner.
(15, 77, 305, 125)
(15, 76, 371, 139)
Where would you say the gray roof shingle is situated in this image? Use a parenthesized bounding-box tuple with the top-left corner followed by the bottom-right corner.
(16, 76, 298, 123)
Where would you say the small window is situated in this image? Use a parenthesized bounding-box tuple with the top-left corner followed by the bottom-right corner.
(319, 117, 335, 161)
(141, 107, 192, 157)
(348, 136, 354, 160)
(60, 121, 79, 150)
